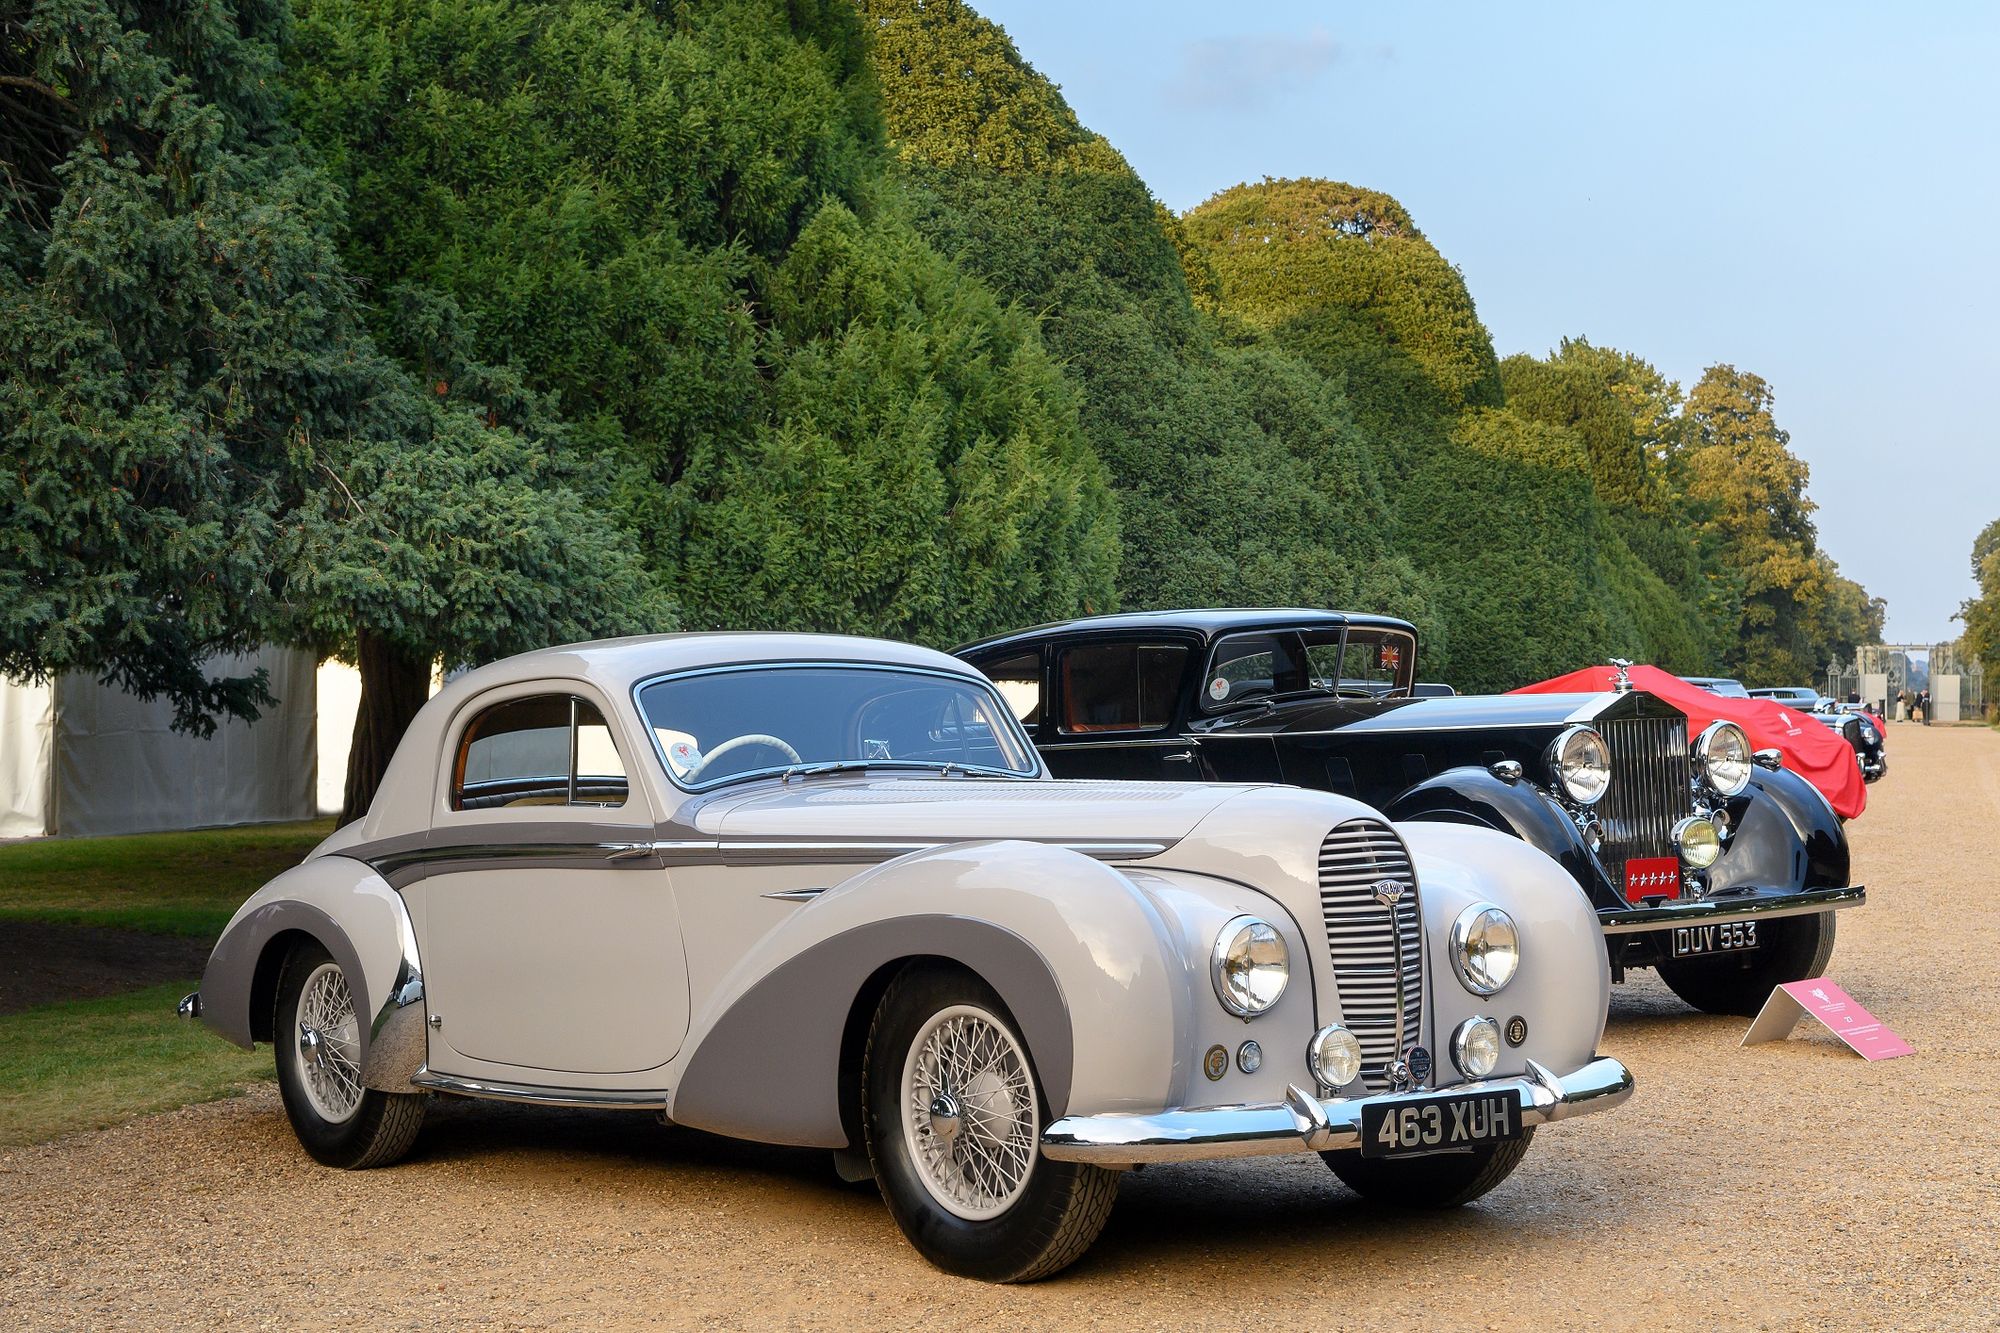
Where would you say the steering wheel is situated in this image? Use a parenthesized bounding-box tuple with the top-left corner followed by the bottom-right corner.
(688, 733, 801, 779)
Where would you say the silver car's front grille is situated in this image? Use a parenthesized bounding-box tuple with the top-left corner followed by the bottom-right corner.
(1598, 714, 1692, 895)
(1318, 819, 1422, 1092)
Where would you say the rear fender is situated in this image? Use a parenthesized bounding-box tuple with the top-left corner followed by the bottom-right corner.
(669, 839, 1185, 1149)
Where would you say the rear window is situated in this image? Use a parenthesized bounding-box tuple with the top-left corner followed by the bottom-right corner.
(1058, 643, 1187, 733)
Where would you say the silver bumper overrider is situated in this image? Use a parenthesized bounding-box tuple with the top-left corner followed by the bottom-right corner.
(1598, 884, 1863, 934)
(1040, 1055, 1634, 1164)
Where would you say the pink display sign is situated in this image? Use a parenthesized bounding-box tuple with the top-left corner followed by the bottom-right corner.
(1741, 979, 1914, 1060)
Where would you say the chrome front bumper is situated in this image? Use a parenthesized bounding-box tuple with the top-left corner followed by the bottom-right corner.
(177, 991, 202, 1019)
(1599, 884, 1863, 934)
(1039, 1055, 1633, 1165)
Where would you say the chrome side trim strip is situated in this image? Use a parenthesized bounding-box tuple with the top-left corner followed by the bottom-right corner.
(410, 1071, 670, 1110)
(1599, 885, 1864, 934)
(370, 837, 1170, 877)
(761, 887, 828, 901)
(1041, 1056, 1634, 1164)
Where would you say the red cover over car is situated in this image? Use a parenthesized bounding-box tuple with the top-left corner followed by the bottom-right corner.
(1510, 664, 1866, 820)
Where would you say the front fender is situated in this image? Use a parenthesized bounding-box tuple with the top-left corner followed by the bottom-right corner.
(197, 856, 425, 1091)
(668, 840, 1185, 1150)
(1398, 822, 1611, 1071)
(1712, 767, 1850, 892)
(1388, 768, 1614, 907)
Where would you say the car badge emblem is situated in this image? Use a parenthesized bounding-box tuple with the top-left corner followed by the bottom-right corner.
(1203, 1044, 1229, 1081)
(1407, 1046, 1433, 1083)
(1505, 1016, 1528, 1047)
(1371, 879, 1404, 906)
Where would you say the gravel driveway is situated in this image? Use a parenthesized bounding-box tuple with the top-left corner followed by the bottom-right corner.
(4, 723, 1996, 1330)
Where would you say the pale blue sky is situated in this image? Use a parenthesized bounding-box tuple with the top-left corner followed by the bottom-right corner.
(975, 1, 1998, 646)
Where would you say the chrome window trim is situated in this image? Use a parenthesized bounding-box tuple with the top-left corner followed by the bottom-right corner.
(631, 660, 1045, 794)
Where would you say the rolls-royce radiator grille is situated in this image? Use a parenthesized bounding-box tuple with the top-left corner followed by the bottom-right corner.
(1318, 819, 1422, 1092)
(1598, 715, 1692, 893)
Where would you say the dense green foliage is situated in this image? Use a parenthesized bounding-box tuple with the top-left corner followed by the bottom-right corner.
(1960, 520, 2000, 683)
(1, 0, 670, 750)
(4, 0, 1884, 766)
(289, 0, 1117, 641)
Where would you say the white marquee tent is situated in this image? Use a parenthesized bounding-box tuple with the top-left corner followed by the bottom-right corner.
(0, 648, 365, 839)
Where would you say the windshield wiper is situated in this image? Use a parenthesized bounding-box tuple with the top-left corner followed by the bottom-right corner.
(779, 759, 1028, 783)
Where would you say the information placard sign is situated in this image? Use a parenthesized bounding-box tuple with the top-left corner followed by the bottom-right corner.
(1740, 979, 1913, 1060)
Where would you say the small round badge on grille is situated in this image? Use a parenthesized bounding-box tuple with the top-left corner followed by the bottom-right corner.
(1203, 1044, 1229, 1080)
(1407, 1045, 1433, 1083)
(1505, 1015, 1528, 1047)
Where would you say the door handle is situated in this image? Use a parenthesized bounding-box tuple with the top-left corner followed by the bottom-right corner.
(606, 843, 656, 863)
(1162, 750, 1198, 764)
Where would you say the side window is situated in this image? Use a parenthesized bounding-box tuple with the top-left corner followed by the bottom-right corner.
(1058, 643, 1188, 734)
(451, 694, 629, 811)
(980, 651, 1043, 730)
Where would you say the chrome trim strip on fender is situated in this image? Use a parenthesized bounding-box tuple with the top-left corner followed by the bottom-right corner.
(362, 890, 430, 1092)
(410, 1071, 671, 1110)
(1599, 885, 1864, 935)
(761, 887, 827, 901)
(1040, 1055, 1634, 1164)
(371, 837, 1172, 876)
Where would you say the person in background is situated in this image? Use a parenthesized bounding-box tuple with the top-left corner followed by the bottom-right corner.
(1918, 688, 1932, 725)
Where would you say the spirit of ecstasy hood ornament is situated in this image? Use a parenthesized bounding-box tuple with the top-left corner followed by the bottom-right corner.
(1609, 659, 1634, 693)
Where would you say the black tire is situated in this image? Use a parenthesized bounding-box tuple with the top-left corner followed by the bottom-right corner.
(1322, 1128, 1535, 1207)
(273, 940, 426, 1169)
(862, 963, 1118, 1282)
(1656, 910, 1837, 1017)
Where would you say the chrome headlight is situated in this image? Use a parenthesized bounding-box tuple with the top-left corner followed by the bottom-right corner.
(1548, 725, 1611, 805)
(1674, 815, 1722, 869)
(1211, 916, 1288, 1017)
(1450, 903, 1520, 995)
(1451, 1016, 1502, 1078)
(1695, 720, 1752, 797)
(1309, 1025, 1362, 1087)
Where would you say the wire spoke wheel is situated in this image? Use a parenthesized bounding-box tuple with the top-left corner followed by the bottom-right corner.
(293, 962, 364, 1124)
(900, 1004, 1038, 1221)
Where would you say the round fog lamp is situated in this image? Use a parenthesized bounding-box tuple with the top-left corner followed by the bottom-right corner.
(1309, 1025, 1362, 1088)
(1675, 815, 1722, 869)
(1452, 1016, 1502, 1078)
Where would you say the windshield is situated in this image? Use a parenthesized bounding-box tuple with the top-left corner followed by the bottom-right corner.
(1202, 625, 1416, 710)
(636, 664, 1039, 790)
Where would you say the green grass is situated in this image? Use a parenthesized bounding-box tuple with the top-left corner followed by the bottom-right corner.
(0, 819, 333, 938)
(0, 981, 272, 1147)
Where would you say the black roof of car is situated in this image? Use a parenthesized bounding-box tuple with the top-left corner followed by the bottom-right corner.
(956, 608, 1418, 657)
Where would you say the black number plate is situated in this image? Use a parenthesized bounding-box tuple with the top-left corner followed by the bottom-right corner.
(1670, 921, 1760, 958)
(1360, 1090, 1524, 1159)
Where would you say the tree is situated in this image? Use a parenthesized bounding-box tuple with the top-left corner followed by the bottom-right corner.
(2, 0, 671, 823)
(1958, 519, 2000, 679)
(1678, 365, 1838, 682)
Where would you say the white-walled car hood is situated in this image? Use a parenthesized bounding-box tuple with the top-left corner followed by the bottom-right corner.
(698, 777, 1261, 843)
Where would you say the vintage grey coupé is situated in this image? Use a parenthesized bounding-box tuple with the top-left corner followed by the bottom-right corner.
(183, 634, 1633, 1280)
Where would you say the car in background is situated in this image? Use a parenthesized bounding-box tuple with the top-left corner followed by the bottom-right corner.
(1811, 702, 1888, 783)
(1683, 676, 1752, 698)
(957, 609, 1863, 1017)
(180, 632, 1632, 1281)
(1749, 686, 1833, 709)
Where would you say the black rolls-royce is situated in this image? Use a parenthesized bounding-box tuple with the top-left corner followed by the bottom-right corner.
(1812, 705, 1888, 783)
(956, 609, 1864, 1016)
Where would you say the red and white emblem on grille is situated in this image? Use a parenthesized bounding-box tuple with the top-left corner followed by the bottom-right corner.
(1623, 857, 1681, 902)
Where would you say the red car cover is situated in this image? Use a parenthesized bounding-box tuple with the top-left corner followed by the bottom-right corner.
(1509, 664, 1866, 820)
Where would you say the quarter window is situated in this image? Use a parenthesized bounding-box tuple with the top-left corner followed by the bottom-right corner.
(451, 694, 629, 810)
(1058, 643, 1187, 733)
(980, 652, 1043, 729)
